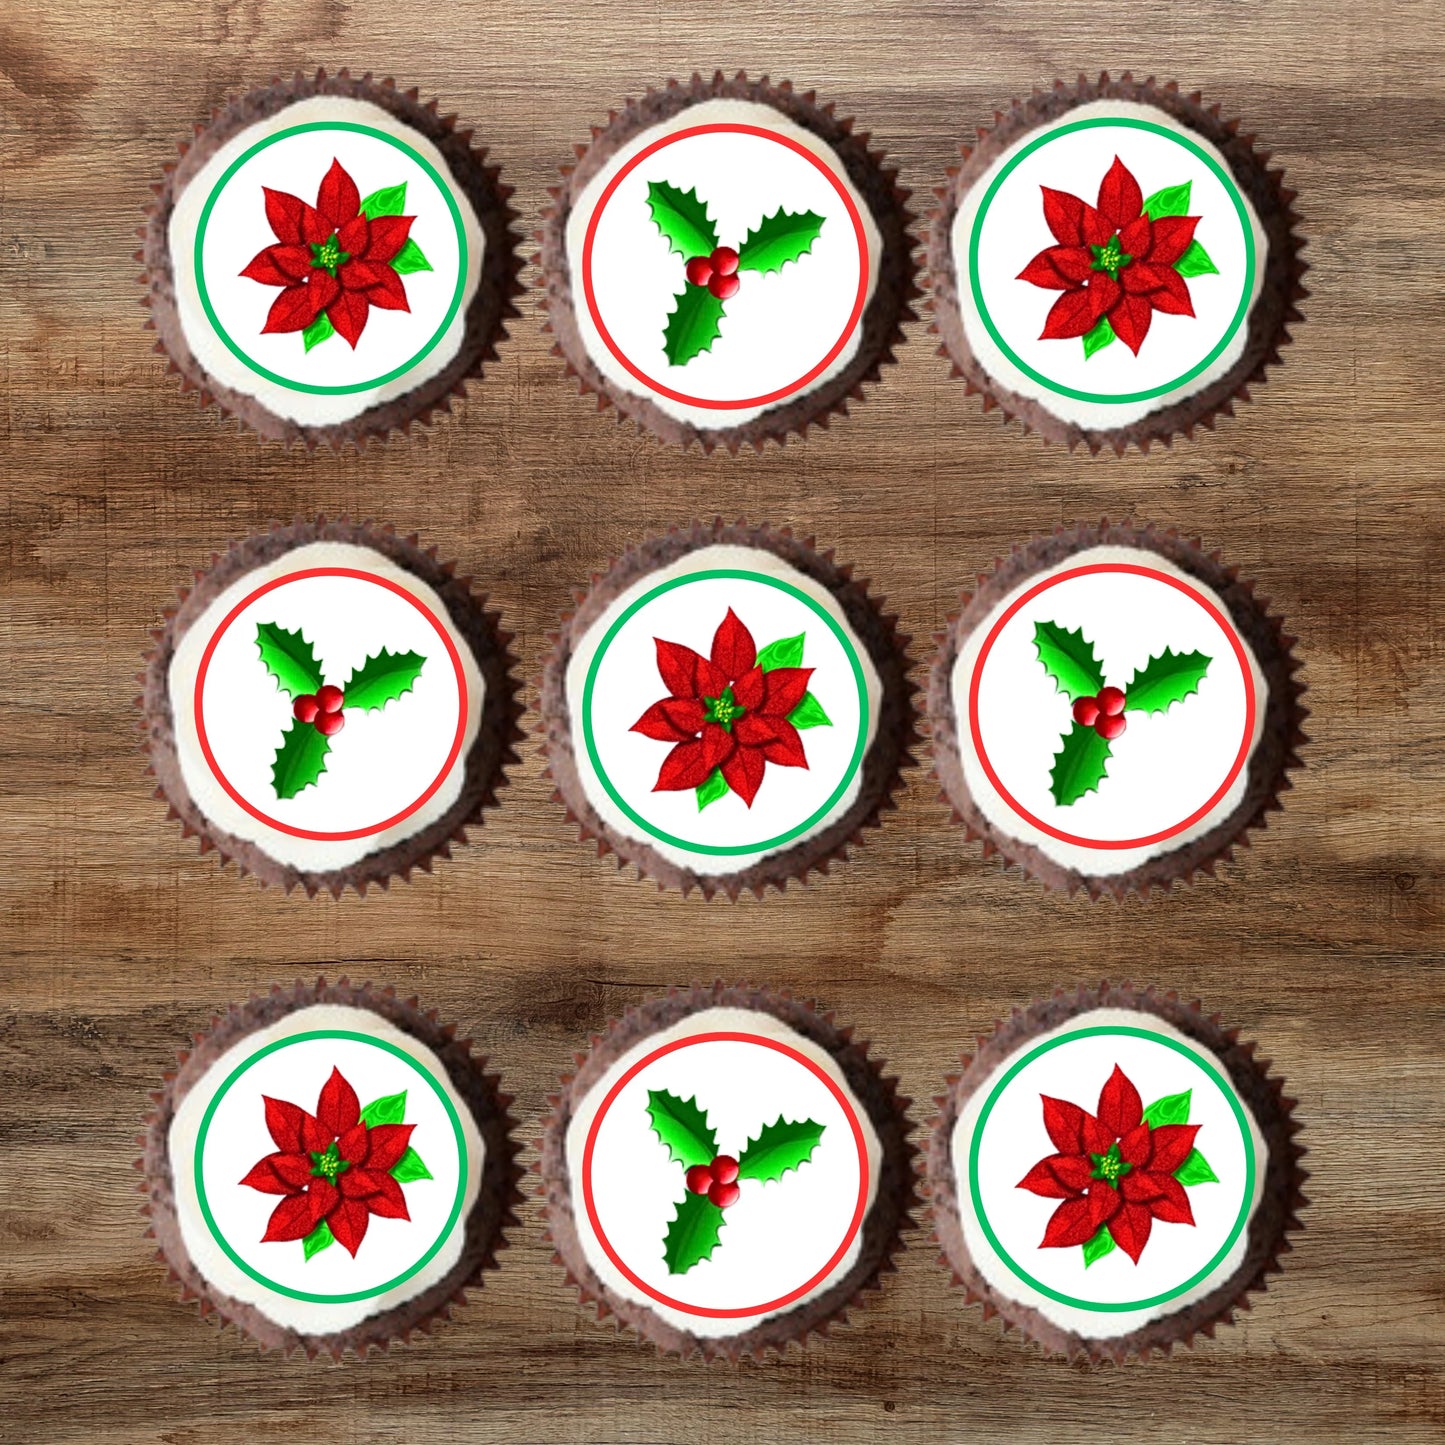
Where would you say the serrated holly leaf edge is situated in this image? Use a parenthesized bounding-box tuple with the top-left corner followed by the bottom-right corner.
(645, 1088, 716, 1167)
(736, 207, 826, 276)
(735, 1115, 826, 1184)
(661, 1190, 726, 1275)
(1048, 721, 1112, 808)
(342, 647, 427, 713)
(1123, 648, 1213, 715)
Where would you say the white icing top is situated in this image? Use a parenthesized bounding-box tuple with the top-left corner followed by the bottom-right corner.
(168, 540, 485, 874)
(565, 1006, 882, 1339)
(169, 96, 485, 426)
(169, 1004, 484, 1336)
(564, 544, 883, 874)
(949, 544, 1267, 876)
(950, 1007, 1268, 1340)
(564, 99, 882, 428)
(951, 100, 1268, 429)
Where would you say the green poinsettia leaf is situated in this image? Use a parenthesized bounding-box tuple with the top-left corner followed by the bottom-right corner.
(646, 180, 718, 259)
(302, 311, 335, 352)
(255, 620, 325, 698)
(360, 1090, 407, 1127)
(390, 237, 433, 275)
(1124, 648, 1212, 714)
(391, 1146, 433, 1184)
(696, 767, 729, 811)
(1049, 722, 1112, 807)
(756, 633, 805, 671)
(1175, 238, 1220, 278)
(1082, 315, 1116, 360)
(1033, 620, 1106, 700)
(663, 284, 725, 367)
(646, 1089, 716, 1168)
(736, 1116, 825, 1183)
(271, 719, 331, 800)
(736, 208, 825, 274)
(1143, 181, 1192, 220)
(302, 1219, 334, 1260)
(787, 691, 832, 730)
(1142, 1089, 1192, 1128)
(342, 648, 426, 712)
(1082, 1223, 1116, 1268)
(1174, 1147, 1220, 1187)
(360, 182, 407, 219)
(662, 1190, 725, 1275)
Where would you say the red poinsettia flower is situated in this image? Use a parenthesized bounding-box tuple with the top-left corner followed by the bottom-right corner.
(1016, 1064, 1200, 1263)
(631, 608, 813, 807)
(240, 158, 414, 348)
(239, 1066, 415, 1257)
(1017, 156, 1201, 355)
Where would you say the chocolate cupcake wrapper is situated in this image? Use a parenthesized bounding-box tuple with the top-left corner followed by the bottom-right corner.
(539, 519, 920, 899)
(927, 519, 1308, 899)
(536, 981, 919, 1360)
(137, 977, 524, 1358)
(537, 71, 919, 453)
(925, 982, 1308, 1363)
(139, 68, 524, 449)
(926, 72, 1308, 454)
(138, 517, 525, 897)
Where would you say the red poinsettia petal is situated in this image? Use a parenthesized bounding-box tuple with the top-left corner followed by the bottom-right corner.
(1040, 1195, 1103, 1249)
(1120, 260, 1175, 294)
(1040, 287, 1099, 340)
(301, 202, 333, 247)
(632, 699, 694, 742)
(1086, 272, 1121, 320)
(339, 1166, 389, 1198)
(1145, 1123, 1200, 1174)
(1096, 156, 1144, 230)
(1118, 214, 1153, 258)
(1048, 1153, 1095, 1194)
(262, 188, 308, 244)
(1118, 1122, 1154, 1168)
(336, 214, 369, 256)
(261, 1191, 324, 1242)
(263, 1096, 308, 1153)
(260, 283, 322, 335)
(655, 639, 704, 700)
(270, 1152, 314, 1190)
(316, 158, 361, 230)
(302, 1112, 331, 1154)
(1096, 1065, 1143, 1138)
(1121, 1168, 1166, 1203)
(654, 737, 717, 792)
(661, 698, 707, 735)
(1108, 293, 1154, 355)
(762, 717, 808, 769)
(1048, 246, 1095, 284)
(721, 743, 767, 807)
(732, 664, 766, 711)
(761, 666, 812, 717)
(363, 1123, 415, 1173)
(1088, 1181, 1123, 1229)
(710, 608, 757, 681)
(307, 269, 341, 314)
(363, 267, 410, 313)
(1144, 1173, 1195, 1225)
(1082, 1111, 1113, 1156)
(306, 1178, 338, 1219)
(1148, 214, 1200, 267)
(328, 1197, 371, 1257)
(1017, 1157, 1078, 1199)
(240, 247, 299, 288)
(363, 1172, 410, 1221)
(1145, 267, 1195, 316)
(1017, 249, 1073, 290)
(1041, 187, 1086, 245)
(694, 657, 730, 699)
(316, 1067, 360, 1138)
(732, 712, 778, 747)
(701, 721, 735, 772)
(364, 214, 415, 265)
(238, 1155, 295, 1195)
(1081, 202, 1114, 248)
(1107, 1200, 1154, 1263)
(337, 1122, 370, 1165)
(337, 258, 392, 292)
(327, 288, 371, 349)
(1041, 1096, 1087, 1154)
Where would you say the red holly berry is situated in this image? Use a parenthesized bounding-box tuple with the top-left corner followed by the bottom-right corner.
(1098, 685, 1126, 717)
(317, 684, 345, 714)
(685, 256, 713, 288)
(1072, 696, 1101, 728)
(293, 694, 320, 724)
(685, 1164, 714, 1196)
(709, 246, 739, 277)
(708, 272, 740, 301)
(315, 709, 346, 738)
(1097, 712, 1127, 741)
(710, 1154, 739, 1185)
(708, 1180, 741, 1209)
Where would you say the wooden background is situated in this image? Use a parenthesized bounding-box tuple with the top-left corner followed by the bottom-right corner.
(2, 0, 1443, 1440)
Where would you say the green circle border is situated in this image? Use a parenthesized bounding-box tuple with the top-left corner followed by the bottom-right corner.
(580, 569, 870, 857)
(193, 1029, 468, 1304)
(967, 118, 1257, 404)
(193, 122, 468, 396)
(967, 1025, 1256, 1312)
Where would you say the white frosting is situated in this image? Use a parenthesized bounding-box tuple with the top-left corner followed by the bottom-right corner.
(950, 545, 1267, 876)
(564, 544, 883, 874)
(951, 100, 1268, 428)
(168, 541, 485, 874)
(565, 1007, 882, 1339)
(564, 99, 882, 427)
(169, 1004, 485, 1335)
(950, 1008, 1268, 1339)
(169, 97, 485, 426)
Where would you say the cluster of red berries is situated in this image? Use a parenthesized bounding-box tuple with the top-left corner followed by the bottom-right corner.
(684, 246, 741, 300)
(293, 683, 346, 736)
(1072, 685, 1128, 740)
(685, 1154, 741, 1209)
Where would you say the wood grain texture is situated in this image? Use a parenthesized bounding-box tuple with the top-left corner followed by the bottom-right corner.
(1, 0, 1443, 1440)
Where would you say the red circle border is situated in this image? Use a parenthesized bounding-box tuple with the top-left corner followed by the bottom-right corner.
(192, 566, 469, 842)
(579, 1030, 870, 1319)
(966, 562, 1257, 850)
(579, 122, 870, 411)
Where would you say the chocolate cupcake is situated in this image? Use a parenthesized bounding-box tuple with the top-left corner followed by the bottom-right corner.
(540, 520, 917, 897)
(140, 518, 522, 895)
(928, 521, 1306, 897)
(539, 983, 916, 1358)
(142, 68, 521, 446)
(141, 979, 522, 1355)
(538, 71, 917, 451)
(928, 73, 1306, 452)
(927, 984, 1306, 1361)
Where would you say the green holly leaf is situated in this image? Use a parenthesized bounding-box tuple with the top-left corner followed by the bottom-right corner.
(255, 620, 325, 698)
(391, 1146, 433, 1184)
(1082, 315, 1115, 360)
(390, 237, 433, 275)
(662, 1191, 725, 1275)
(1082, 1224, 1116, 1268)
(272, 719, 331, 799)
(1142, 181, 1192, 220)
(646, 1089, 716, 1168)
(1142, 1089, 1192, 1128)
(302, 311, 335, 352)
(737, 208, 825, 274)
(1174, 1148, 1220, 1187)
(696, 767, 729, 811)
(1049, 722, 1112, 807)
(646, 180, 718, 259)
(302, 1219, 334, 1261)
(787, 692, 832, 730)
(736, 1116, 825, 1183)
(662, 284, 725, 367)
(342, 648, 426, 712)
(1032, 620, 1106, 700)
(756, 633, 804, 671)
(1124, 649, 1212, 714)
(360, 1090, 407, 1127)
(360, 182, 407, 219)
(1175, 239, 1220, 278)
